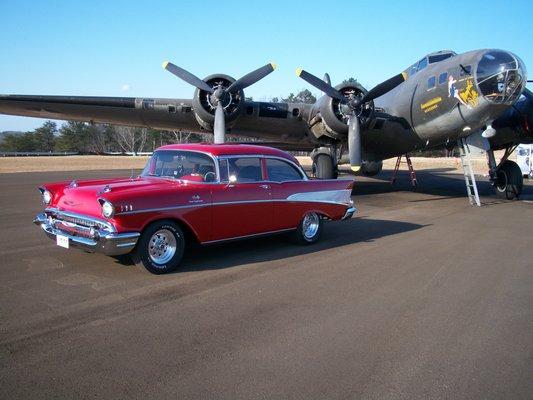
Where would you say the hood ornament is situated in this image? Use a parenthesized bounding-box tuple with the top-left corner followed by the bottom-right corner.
(98, 185, 112, 195)
(68, 180, 78, 188)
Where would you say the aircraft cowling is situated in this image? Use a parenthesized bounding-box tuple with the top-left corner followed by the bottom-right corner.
(309, 82, 373, 141)
(192, 74, 246, 131)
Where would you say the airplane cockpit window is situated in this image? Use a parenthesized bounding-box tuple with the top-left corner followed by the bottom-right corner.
(417, 58, 428, 72)
(428, 53, 454, 64)
(427, 76, 436, 89)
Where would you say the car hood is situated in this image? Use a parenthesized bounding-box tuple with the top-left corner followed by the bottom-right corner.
(54, 176, 183, 217)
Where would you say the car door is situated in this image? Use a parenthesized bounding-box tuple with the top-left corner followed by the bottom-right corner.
(265, 157, 310, 230)
(209, 156, 273, 241)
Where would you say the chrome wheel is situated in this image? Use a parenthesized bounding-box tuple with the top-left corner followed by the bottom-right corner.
(302, 212, 320, 240)
(148, 229, 177, 265)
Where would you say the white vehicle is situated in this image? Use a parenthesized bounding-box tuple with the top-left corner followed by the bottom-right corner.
(516, 144, 533, 178)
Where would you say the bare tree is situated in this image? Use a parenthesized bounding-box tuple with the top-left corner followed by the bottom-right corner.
(113, 126, 148, 155)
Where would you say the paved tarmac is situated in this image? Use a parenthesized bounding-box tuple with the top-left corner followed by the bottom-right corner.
(0, 168, 531, 399)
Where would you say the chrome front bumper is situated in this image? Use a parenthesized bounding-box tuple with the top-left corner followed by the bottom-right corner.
(342, 206, 356, 220)
(33, 212, 140, 256)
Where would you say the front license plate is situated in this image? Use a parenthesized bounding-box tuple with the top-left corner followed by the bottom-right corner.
(56, 234, 69, 249)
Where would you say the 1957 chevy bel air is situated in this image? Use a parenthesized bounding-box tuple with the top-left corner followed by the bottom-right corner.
(34, 144, 356, 274)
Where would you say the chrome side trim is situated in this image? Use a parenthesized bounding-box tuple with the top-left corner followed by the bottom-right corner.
(118, 197, 353, 216)
(203, 227, 296, 244)
(287, 189, 352, 206)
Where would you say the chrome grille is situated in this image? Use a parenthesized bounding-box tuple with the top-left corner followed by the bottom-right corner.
(44, 208, 115, 233)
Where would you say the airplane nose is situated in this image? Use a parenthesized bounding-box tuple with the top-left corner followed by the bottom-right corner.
(476, 50, 527, 104)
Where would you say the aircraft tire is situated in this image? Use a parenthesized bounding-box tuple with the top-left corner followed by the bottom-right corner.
(494, 160, 523, 200)
(313, 154, 337, 179)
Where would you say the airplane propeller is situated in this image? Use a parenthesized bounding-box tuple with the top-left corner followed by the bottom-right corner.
(163, 61, 276, 144)
(296, 68, 407, 171)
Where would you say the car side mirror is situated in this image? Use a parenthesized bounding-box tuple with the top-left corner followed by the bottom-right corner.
(227, 174, 237, 187)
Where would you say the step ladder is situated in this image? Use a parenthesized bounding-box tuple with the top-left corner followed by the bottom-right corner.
(390, 155, 418, 187)
(458, 138, 481, 206)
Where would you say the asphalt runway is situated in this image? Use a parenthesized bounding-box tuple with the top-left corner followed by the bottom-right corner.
(0, 167, 532, 399)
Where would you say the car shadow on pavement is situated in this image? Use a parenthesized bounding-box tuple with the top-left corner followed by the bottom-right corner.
(173, 218, 426, 273)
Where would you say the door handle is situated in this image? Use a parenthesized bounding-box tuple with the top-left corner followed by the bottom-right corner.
(259, 184, 270, 189)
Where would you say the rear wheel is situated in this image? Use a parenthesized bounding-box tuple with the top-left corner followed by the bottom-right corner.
(135, 220, 185, 274)
(293, 212, 323, 244)
(494, 160, 523, 200)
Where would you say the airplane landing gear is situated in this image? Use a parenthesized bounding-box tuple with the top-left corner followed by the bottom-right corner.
(312, 153, 337, 179)
(487, 146, 523, 200)
(311, 147, 338, 179)
(494, 160, 523, 199)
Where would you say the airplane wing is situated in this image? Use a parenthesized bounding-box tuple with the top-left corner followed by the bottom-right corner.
(0, 95, 199, 131)
(0, 94, 316, 148)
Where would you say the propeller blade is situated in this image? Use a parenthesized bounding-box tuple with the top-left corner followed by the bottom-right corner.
(213, 102, 226, 144)
(360, 72, 408, 103)
(162, 61, 214, 93)
(296, 68, 346, 102)
(323, 73, 331, 86)
(226, 62, 277, 92)
(348, 116, 361, 172)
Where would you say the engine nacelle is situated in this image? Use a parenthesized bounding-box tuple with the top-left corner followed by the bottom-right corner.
(192, 74, 245, 131)
(308, 81, 373, 141)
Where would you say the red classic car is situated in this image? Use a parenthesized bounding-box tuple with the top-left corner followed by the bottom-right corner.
(34, 144, 356, 273)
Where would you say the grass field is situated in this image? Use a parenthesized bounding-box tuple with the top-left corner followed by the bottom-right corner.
(0, 152, 510, 175)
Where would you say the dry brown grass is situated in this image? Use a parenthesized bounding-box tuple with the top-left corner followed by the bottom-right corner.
(0, 151, 512, 175)
(0, 155, 150, 173)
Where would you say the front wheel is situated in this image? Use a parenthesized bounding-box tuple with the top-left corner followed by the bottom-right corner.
(293, 212, 323, 244)
(135, 220, 185, 274)
(494, 160, 523, 200)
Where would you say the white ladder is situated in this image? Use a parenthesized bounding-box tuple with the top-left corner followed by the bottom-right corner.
(458, 138, 481, 206)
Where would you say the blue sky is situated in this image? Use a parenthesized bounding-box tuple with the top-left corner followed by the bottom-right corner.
(1, 0, 532, 131)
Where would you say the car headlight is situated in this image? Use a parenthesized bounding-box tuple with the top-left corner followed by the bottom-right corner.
(101, 200, 115, 218)
(40, 189, 52, 205)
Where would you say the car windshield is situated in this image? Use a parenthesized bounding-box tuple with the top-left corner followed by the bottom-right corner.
(141, 150, 216, 182)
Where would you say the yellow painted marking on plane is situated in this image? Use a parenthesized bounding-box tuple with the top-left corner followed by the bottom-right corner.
(401, 71, 408, 81)
(270, 62, 278, 70)
(420, 96, 442, 110)
(162, 61, 169, 69)
(351, 166, 361, 172)
(295, 68, 303, 77)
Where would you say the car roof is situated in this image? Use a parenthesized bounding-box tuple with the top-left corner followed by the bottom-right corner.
(156, 143, 298, 162)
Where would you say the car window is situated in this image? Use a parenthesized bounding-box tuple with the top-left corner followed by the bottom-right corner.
(266, 158, 303, 182)
(228, 157, 263, 183)
(141, 150, 216, 182)
(219, 159, 229, 182)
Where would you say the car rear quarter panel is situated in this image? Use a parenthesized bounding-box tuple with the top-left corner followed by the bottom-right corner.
(271, 179, 354, 230)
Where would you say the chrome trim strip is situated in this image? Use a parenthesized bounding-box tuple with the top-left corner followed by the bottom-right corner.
(117, 195, 353, 216)
(203, 227, 296, 244)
